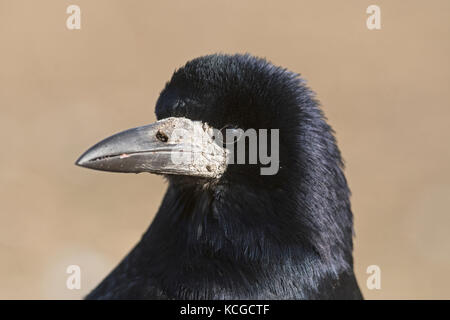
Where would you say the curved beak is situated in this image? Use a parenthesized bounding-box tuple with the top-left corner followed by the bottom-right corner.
(76, 117, 227, 178)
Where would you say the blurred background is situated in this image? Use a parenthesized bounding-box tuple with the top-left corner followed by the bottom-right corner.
(1, 0, 449, 299)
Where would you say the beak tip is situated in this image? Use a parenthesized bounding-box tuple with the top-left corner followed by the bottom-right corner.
(75, 153, 89, 168)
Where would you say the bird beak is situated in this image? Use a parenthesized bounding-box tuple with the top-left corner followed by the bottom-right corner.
(75, 117, 227, 178)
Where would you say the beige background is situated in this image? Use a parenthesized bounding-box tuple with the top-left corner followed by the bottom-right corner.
(1, 0, 449, 299)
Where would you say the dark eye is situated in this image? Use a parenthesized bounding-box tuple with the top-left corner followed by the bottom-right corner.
(220, 125, 241, 148)
(220, 124, 238, 134)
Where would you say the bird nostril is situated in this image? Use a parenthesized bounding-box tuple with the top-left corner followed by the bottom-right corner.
(156, 130, 169, 142)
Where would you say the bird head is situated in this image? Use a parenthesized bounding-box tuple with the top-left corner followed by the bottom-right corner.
(76, 54, 354, 269)
(76, 54, 309, 189)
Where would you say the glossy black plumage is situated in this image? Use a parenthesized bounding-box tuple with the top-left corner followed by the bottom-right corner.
(85, 54, 363, 299)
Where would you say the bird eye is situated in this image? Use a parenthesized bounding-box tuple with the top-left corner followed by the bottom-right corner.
(220, 125, 241, 147)
(220, 124, 238, 134)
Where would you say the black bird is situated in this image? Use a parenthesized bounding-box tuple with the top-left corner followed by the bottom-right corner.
(76, 53, 363, 299)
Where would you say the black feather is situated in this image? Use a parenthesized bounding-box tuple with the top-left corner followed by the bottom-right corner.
(86, 53, 362, 300)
